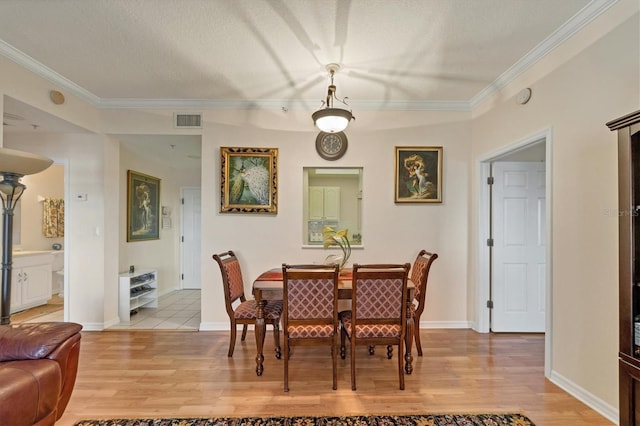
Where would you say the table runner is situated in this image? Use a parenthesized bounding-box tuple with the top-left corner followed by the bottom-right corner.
(255, 268, 353, 281)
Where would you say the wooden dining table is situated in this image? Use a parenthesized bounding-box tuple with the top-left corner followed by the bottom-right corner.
(251, 267, 415, 377)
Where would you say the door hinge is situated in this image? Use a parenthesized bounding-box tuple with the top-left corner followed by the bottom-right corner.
(181, 274, 184, 280)
(487, 238, 494, 247)
(486, 300, 494, 309)
(487, 176, 494, 185)
(181, 198, 184, 205)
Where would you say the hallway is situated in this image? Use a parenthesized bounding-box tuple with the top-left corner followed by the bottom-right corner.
(12, 289, 201, 330)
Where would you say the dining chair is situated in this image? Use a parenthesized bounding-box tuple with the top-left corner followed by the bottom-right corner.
(411, 250, 438, 356)
(213, 250, 282, 358)
(340, 263, 411, 390)
(282, 263, 340, 392)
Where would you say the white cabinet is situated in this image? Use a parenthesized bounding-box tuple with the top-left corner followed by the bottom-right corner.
(309, 186, 340, 221)
(11, 253, 53, 313)
(119, 269, 158, 322)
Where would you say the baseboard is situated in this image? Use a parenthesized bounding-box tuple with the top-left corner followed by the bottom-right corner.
(199, 322, 231, 331)
(421, 320, 473, 329)
(77, 321, 112, 331)
(157, 287, 180, 298)
(549, 369, 618, 424)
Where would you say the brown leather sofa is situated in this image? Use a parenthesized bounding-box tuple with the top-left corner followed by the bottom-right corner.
(0, 322, 82, 426)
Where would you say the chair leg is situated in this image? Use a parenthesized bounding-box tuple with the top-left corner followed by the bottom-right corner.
(273, 322, 282, 359)
(340, 327, 347, 359)
(332, 334, 338, 390)
(386, 345, 393, 359)
(350, 338, 357, 390)
(369, 345, 375, 355)
(414, 316, 423, 356)
(241, 324, 248, 341)
(228, 321, 237, 357)
(398, 341, 405, 390)
(283, 336, 289, 392)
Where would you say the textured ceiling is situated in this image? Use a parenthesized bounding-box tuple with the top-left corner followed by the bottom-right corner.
(0, 0, 613, 168)
(0, 0, 602, 108)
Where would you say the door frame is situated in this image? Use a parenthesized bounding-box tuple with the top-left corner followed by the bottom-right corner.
(475, 127, 553, 377)
(45, 157, 70, 322)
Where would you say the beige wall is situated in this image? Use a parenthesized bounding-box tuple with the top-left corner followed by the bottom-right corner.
(3, 132, 112, 325)
(197, 111, 472, 328)
(470, 4, 639, 415)
(17, 164, 64, 250)
(0, 0, 637, 421)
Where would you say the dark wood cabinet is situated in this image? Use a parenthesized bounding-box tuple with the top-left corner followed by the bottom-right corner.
(608, 109, 640, 426)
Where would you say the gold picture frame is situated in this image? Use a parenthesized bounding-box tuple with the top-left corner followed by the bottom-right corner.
(394, 146, 443, 203)
(220, 147, 278, 214)
(127, 170, 161, 241)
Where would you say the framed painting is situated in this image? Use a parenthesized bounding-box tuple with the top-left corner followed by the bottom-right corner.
(394, 146, 443, 203)
(127, 170, 161, 241)
(220, 147, 278, 214)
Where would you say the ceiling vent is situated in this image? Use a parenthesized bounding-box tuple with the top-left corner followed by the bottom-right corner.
(174, 113, 202, 129)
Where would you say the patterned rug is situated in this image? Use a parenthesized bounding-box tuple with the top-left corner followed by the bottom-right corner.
(74, 413, 535, 426)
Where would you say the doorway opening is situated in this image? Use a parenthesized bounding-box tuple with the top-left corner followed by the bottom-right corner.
(476, 128, 553, 377)
(6, 160, 68, 325)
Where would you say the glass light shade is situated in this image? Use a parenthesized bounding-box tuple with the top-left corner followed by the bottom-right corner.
(312, 108, 353, 133)
(0, 147, 53, 176)
(0, 180, 24, 197)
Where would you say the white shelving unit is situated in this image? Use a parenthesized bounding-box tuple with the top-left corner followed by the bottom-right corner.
(119, 269, 158, 322)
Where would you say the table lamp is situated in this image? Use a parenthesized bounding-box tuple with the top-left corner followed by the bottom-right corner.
(0, 147, 53, 324)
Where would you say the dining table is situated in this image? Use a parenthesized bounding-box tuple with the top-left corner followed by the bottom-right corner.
(251, 267, 415, 377)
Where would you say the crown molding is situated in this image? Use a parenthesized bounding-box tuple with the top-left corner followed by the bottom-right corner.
(95, 98, 472, 112)
(0, 40, 100, 105)
(470, 0, 618, 109)
(0, 0, 618, 113)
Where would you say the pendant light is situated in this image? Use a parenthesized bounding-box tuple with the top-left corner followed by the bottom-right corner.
(312, 63, 354, 133)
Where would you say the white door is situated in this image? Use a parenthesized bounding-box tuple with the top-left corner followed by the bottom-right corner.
(181, 188, 201, 289)
(491, 162, 546, 332)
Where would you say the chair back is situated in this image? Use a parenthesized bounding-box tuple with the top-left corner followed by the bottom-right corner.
(213, 250, 246, 315)
(411, 250, 438, 314)
(351, 263, 411, 334)
(282, 264, 340, 333)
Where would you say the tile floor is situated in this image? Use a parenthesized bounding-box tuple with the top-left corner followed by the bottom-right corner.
(16, 289, 201, 330)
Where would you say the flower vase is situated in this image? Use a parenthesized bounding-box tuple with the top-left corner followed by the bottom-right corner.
(324, 251, 350, 271)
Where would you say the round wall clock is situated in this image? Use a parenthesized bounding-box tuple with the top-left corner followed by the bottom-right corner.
(315, 131, 348, 161)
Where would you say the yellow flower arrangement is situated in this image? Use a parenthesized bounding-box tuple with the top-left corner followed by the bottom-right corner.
(322, 226, 351, 269)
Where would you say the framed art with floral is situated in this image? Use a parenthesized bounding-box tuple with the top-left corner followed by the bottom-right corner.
(220, 147, 278, 214)
(394, 146, 443, 203)
(127, 170, 161, 241)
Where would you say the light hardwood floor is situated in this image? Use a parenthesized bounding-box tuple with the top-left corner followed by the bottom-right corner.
(56, 329, 613, 426)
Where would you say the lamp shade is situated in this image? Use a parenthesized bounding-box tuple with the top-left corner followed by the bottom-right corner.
(0, 147, 53, 176)
(312, 108, 353, 133)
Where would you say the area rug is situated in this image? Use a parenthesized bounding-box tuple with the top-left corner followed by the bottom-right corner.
(74, 413, 535, 426)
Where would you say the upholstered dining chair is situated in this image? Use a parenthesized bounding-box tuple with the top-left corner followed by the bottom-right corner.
(411, 250, 438, 356)
(213, 250, 282, 358)
(340, 263, 411, 390)
(282, 263, 340, 392)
